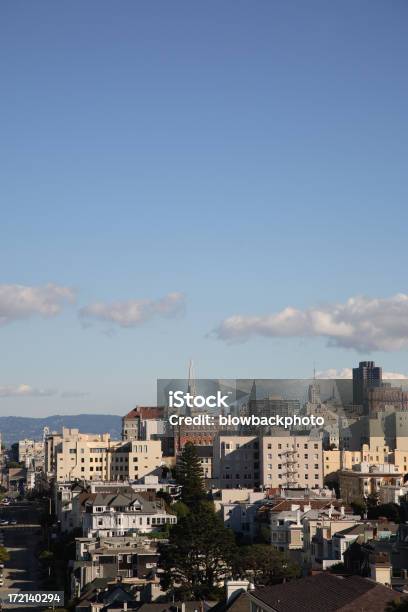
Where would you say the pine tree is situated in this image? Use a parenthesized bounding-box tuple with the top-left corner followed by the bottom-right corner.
(175, 442, 206, 507)
(159, 503, 237, 600)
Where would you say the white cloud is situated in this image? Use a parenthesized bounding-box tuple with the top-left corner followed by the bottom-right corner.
(316, 368, 408, 379)
(215, 294, 408, 352)
(0, 384, 57, 398)
(79, 292, 185, 328)
(60, 390, 90, 398)
(0, 283, 75, 326)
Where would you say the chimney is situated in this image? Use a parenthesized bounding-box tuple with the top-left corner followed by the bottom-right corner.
(296, 509, 301, 526)
(226, 580, 250, 603)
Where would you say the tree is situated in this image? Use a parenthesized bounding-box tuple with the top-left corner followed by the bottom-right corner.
(351, 497, 366, 517)
(0, 546, 9, 564)
(329, 562, 346, 574)
(159, 503, 237, 600)
(235, 544, 300, 585)
(366, 492, 379, 508)
(368, 502, 402, 523)
(175, 442, 206, 507)
(171, 501, 190, 518)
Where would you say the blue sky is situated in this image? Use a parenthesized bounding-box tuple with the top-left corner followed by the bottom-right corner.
(1, 1, 408, 416)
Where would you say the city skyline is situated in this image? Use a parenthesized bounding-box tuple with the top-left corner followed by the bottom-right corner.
(1, 1, 408, 416)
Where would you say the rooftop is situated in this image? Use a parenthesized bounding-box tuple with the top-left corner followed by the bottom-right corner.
(249, 573, 400, 612)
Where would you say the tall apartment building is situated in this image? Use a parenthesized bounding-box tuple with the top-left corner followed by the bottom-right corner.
(46, 428, 162, 482)
(260, 435, 323, 489)
(213, 433, 323, 490)
(352, 361, 382, 409)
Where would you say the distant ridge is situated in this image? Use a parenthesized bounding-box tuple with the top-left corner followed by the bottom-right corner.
(0, 414, 122, 445)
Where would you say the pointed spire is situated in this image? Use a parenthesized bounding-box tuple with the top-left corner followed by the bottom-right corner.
(186, 359, 197, 417)
(250, 379, 257, 401)
(187, 359, 197, 397)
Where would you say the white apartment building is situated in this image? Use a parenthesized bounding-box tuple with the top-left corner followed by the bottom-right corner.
(18, 439, 45, 469)
(82, 491, 177, 538)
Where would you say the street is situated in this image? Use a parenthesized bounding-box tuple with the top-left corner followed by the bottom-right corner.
(0, 502, 43, 610)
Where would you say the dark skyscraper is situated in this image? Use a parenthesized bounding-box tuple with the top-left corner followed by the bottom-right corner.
(352, 361, 382, 408)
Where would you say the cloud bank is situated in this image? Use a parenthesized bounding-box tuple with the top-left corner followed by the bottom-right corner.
(79, 292, 185, 328)
(0, 385, 90, 398)
(0, 384, 57, 398)
(215, 294, 408, 352)
(0, 283, 75, 326)
(316, 368, 408, 380)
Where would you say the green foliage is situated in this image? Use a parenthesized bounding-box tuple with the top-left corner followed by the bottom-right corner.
(158, 502, 237, 600)
(175, 442, 206, 507)
(234, 544, 300, 585)
(350, 497, 366, 517)
(39, 550, 54, 566)
(329, 562, 346, 574)
(366, 492, 379, 508)
(368, 502, 402, 523)
(0, 546, 10, 563)
(171, 501, 190, 518)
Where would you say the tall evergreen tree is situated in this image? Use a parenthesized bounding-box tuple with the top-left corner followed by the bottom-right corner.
(159, 503, 237, 600)
(175, 442, 206, 507)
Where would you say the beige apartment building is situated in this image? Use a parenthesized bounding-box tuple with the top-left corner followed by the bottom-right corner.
(339, 463, 403, 503)
(213, 434, 259, 488)
(260, 435, 323, 489)
(213, 433, 323, 490)
(323, 442, 408, 482)
(46, 428, 162, 482)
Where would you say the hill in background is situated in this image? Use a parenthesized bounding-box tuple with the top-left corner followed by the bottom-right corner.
(0, 414, 122, 445)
